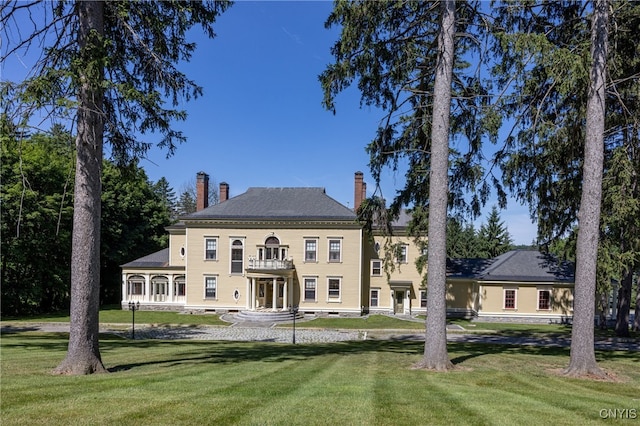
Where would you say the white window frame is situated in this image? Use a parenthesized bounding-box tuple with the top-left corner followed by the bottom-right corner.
(327, 277, 341, 302)
(204, 276, 217, 300)
(503, 288, 517, 310)
(229, 237, 245, 275)
(304, 238, 318, 263)
(537, 288, 552, 311)
(371, 260, 382, 276)
(396, 244, 409, 264)
(370, 288, 380, 307)
(328, 238, 342, 263)
(174, 276, 186, 297)
(303, 277, 317, 302)
(204, 237, 218, 261)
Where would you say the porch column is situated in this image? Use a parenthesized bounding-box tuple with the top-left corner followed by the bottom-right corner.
(283, 277, 288, 311)
(168, 275, 174, 303)
(251, 277, 256, 310)
(144, 274, 151, 302)
(122, 273, 127, 303)
(272, 277, 277, 311)
(246, 277, 251, 310)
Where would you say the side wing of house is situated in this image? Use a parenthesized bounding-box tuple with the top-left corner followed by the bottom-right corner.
(474, 251, 574, 323)
(120, 243, 187, 310)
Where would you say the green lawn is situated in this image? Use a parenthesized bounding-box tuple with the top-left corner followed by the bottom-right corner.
(2, 307, 228, 327)
(1, 332, 638, 425)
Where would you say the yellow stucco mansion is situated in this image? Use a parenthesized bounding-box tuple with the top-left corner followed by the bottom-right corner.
(121, 172, 575, 323)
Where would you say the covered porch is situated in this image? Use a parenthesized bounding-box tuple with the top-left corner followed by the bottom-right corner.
(245, 259, 296, 312)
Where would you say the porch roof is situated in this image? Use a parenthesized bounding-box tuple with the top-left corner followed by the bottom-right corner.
(121, 248, 169, 268)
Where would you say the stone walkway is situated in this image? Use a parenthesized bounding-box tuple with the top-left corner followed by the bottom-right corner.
(1, 322, 638, 351)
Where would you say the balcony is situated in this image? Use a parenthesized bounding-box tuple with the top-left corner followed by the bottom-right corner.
(248, 257, 294, 270)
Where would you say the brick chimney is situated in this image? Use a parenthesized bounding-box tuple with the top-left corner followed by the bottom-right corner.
(354, 171, 365, 211)
(196, 171, 209, 211)
(219, 182, 229, 202)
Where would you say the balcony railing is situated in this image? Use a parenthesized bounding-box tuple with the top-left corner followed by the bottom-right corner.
(248, 257, 294, 270)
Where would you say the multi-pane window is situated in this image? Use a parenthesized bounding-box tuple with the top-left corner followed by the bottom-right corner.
(305, 239, 317, 262)
(304, 278, 317, 301)
(504, 289, 516, 309)
(420, 290, 427, 308)
(205, 238, 217, 260)
(371, 260, 382, 276)
(370, 289, 379, 307)
(231, 239, 244, 274)
(538, 290, 551, 310)
(328, 239, 341, 262)
(396, 244, 408, 263)
(205, 276, 217, 299)
(328, 278, 341, 300)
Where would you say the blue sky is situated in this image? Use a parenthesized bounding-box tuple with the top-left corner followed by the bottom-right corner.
(2, 1, 537, 244)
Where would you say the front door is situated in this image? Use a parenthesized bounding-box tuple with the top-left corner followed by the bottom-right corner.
(394, 290, 405, 314)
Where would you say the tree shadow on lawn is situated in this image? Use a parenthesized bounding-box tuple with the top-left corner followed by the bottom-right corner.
(3, 332, 635, 373)
(107, 338, 638, 372)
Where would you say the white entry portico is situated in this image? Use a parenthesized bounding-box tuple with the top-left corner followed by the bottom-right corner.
(246, 274, 295, 311)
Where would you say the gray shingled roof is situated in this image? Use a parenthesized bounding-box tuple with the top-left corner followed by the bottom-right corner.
(121, 248, 169, 268)
(183, 187, 357, 221)
(448, 250, 574, 283)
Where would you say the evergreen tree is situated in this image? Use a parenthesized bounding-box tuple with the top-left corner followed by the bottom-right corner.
(322, 0, 495, 372)
(2, 0, 230, 375)
(477, 206, 513, 258)
(101, 162, 172, 304)
(176, 190, 197, 216)
(153, 177, 178, 221)
(0, 124, 74, 316)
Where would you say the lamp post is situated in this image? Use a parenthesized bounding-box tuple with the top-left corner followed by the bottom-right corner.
(128, 301, 140, 339)
(290, 305, 299, 344)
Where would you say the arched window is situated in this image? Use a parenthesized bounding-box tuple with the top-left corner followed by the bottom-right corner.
(127, 275, 145, 296)
(231, 239, 244, 273)
(151, 276, 168, 301)
(174, 275, 186, 297)
(265, 236, 280, 260)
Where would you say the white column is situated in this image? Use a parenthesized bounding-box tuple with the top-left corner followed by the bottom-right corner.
(251, 277, 256, 310)
(246, 278, 251, 310)
(122, 273, 127, 304)
(272, 278, 277, 311)
(283, 277, 288, 311)
(406, 290, 410, 315)
(168, 274, 174, 303)
(144, 274, 151, 302)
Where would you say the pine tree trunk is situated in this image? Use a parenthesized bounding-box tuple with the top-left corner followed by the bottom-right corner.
(415, 0, 455, 372)
(53, 1, 107, 376)
(564, 0, 608, 378)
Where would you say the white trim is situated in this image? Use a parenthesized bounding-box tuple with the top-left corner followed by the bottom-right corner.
(204, 275, 218, 300)
(229, 237, 245, 275)
(303, 238, 319, 263)
(371, 259, 382, 276)
(327, 276, 342, 302)
(503, 287, 518, 310)
(327, 237, 342, 263)
(204, 236, 218, 261)
(302, 276, 318, 303)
